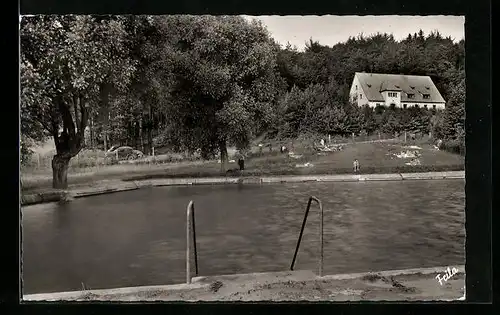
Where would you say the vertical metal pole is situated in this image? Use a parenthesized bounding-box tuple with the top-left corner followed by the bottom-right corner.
(191, 202, 199, 276)
(290, 197, 312, 271)
(318, 200, 324, 277)
(186, 201, 192, 284)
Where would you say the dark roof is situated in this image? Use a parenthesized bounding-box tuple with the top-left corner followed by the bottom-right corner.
(355, 72, 446, 103)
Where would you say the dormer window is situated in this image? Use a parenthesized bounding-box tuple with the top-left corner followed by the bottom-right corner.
(423, 94, 430, 99)
(395, 85, 400, 89)
(388, 92, 398, 97)
(425, 86, 430, 90)
(410, 86, 415, 89)
(407, 93, 415, 99)
(367, 84, 372, 88)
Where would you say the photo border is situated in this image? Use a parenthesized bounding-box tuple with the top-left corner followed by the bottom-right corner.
(6, 0, 492, 313)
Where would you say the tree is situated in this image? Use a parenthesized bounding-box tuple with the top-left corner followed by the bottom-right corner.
(440, 77, 465, 139)
(151, 16, 283, 173)
(20, 15, 135, 188)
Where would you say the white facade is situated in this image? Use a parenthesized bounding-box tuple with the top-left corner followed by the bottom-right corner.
(349, 73, 446, 110)
(349, 75, 369, 106)
(382, 91, 401, 107)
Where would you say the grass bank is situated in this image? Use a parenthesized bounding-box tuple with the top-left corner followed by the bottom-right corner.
(21, 140, 464, 192)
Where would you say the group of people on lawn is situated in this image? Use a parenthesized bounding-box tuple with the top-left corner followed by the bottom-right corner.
(233, 140, 361, 174)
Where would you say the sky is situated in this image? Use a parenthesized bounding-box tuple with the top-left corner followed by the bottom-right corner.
(242, 15, 465, 50)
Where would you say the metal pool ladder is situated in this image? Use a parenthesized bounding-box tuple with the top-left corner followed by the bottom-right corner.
(185, 196, 324, 283)
(290, 196, 324, 277)
(186, 200, 199, 284)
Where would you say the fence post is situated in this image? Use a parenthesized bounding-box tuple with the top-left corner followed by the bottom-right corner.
(152, 147, 155, 157)
(36, 153, 40, 169)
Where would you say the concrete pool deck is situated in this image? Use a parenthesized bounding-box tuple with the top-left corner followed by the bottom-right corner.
(20, 171, 465, 206)
(22, 265, 465, 302)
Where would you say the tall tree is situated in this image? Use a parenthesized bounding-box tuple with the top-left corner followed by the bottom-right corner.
(20, 15, 135, 188)
(153, 16, 283, 172)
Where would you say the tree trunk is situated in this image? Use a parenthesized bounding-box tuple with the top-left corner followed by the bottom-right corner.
(52, 155, 71, 189)
(219, 140, 228, 174)
(148, 104, 153, 155)
(104, 131, 108, 151)
(148, 128, 153, 155)
(139, 117, 144, 152)
(89, 116, 94, 148)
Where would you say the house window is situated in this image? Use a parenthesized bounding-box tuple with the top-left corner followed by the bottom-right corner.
(415, 104, 419, 108)
(407, 93, 414, 99)
(423, 94, 430, 99)
(355, 85, 358, 90)
(360, 94, 363, 99)
(424, 104, 428, 109)
(388, 92, 397, 97)
(403, 104, 407, 109)
(433, 105, 437, 109)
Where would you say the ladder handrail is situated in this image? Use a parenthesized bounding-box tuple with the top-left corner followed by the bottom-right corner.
(290, 196, 324, 277)
(186, 200, 199, 284)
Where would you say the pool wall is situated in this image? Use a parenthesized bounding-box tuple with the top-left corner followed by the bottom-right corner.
(21, 171, 464, 206)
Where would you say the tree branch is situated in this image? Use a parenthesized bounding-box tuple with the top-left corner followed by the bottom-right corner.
(78, 96, 89, 136)
(73, 94, 80, 133)
(58, 98, 76, 138)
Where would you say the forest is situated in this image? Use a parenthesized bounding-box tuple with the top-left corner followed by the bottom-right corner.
(20, 15, 465, 188)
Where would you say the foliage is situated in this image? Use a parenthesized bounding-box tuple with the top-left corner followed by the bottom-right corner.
(20, 15, 136, 187)
(143, 16, 285, 170)
(20, 17, 466, 187)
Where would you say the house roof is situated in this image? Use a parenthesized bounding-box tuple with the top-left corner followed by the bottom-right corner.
(354, 72, 446, 103)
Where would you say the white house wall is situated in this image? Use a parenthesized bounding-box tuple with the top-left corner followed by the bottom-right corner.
(350, 75, 446, 110)
(349, 75, 369, 106)
(382, 91, 401, 107)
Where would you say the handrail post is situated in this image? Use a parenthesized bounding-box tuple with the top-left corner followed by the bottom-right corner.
(290, 197, 313, 271)
(191, 202, 199, 276)
(186, 201, 193, 284)
(186, 200, 199, 284)
(316, 198, 324, 277)
(290, 196, 324, 277)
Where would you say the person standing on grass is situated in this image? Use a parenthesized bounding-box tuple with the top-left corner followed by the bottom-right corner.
(236, 150, 245, 171)
(353, 159, 360, 173)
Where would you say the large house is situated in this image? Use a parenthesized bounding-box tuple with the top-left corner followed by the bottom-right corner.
(349, 72, 446, 110)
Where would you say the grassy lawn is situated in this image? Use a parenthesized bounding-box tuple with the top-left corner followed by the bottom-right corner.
(21, 139, 464, 193)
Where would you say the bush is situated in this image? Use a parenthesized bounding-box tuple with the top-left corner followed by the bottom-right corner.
(20, 138, 34, 166)
(440, 139, 465, 156)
